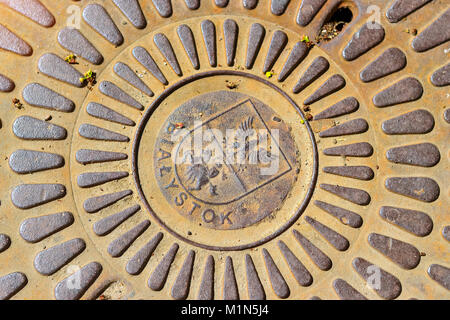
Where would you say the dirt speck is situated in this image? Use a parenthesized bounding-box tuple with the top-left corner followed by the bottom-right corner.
(97, 281, 128, 300)
(225, 80, 239, 89)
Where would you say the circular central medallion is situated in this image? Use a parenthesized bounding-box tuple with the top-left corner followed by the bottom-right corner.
(133, 71, 317, 250)
(158, 90, 298, 229)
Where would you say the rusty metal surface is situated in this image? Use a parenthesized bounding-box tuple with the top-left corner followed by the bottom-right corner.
(0, 0, 448, 300)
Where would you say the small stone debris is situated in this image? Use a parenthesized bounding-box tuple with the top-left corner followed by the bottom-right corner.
(300, 35, 314, 48)
(265, 71, 274, 78)
(273, 116, 282, 122)
(80, 69, 97, 89)
(225, 80, 239, 89)
(64, 54, 77, 64)
(12, 98, 23, 109)
(404, 28, 418, 36)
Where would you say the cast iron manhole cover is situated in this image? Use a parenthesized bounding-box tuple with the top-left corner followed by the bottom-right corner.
(0, 0, 448, 300)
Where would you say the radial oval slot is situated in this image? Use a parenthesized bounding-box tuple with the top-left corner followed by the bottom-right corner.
(154, 33, 182, 76)
(442, 227, 450, 242)
(324, 142, 373, 157)
(78, 124, 129, 142)
(243, 0, 258, 10)
(78, 171, 129, 188)
(22, 83, 75, 113)
(333, 279, 367, 300)
(412, 9, 450, 52)
(57, 28, 103, 65)
(197, 255, 215, 300)
(113, 62, 154, 97)
(292, 230, 332, 271)
(126, 232, 163, 275)
(323, 166, 374, 181)
(223, 257, 239, 300)
(171, 251, 196, 300)
(319, 118, 368, 138)
(112, 0, 147, 29)
(428, 264, 450, 290)
(99, 81, 144, 110)
(368, 233, 421, 270)
(320, 184, 371, 206)
(0, 234, 10, 253)
(107, 220, 150, 257)
(13, 116, 67, 140)
(11, 184, 66, 209)
(385, 177, 440, 202)
(215, 0, 229, 8)
(94, 205, 141, 236)
(352, 257, 402, 300)
(314, 200, 363, 228)
(224, 19, 239, 67)
(0, 24, 32, 56)
(245, 23, 265, 70)
(245, 254, 266, 300)
(83, 190, 133, 213)
(373, 77, 423, 107)
(185, 0, 200, 10)
(263, 30, 287, 73)
(305, 216, 350, 251)
(314, 97, 359, 120)
(304, 74, 346, 105)
(386, 0, 433, 23)
(38, 53, 85, 88)
(20, 212, 74, 243)
(0, 272, 28, 300)
(86, 102, 136, 127)
(148, 243, 179, 291)
(34, 239, 86, 276)
(262, 249, 290, 299)
(386, 143, 440, 167)
(152, 0, 172, 18)
(380, 206, 433, 237)
(76, 149, 127, 165)
(431, 64, 450, 87)
(278, 241, 313, 287)
(132, 46, 168, 85)
(277, 41, 309, 82)
(177, 24, 200, 70)
(0, 0, 55, 27)
(201, 20, 217, 67)
(83, 4, 123, 46)
(271, 0, 291, 16)
(382, 109, 434, 135)
(360, 48, 406, 82)
(297, 0, 327, 27)
(9, 150, 64, 174)
(293, 56, 329, 94)
(0, 73, 14, 92)
(342, 22, 385, 61)
(55, 262, 102, 300)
